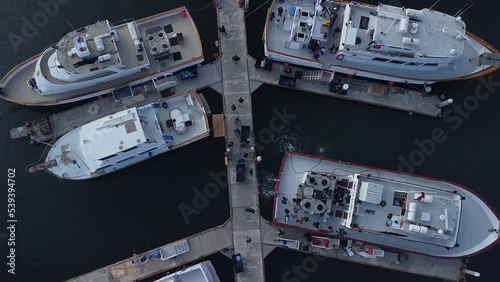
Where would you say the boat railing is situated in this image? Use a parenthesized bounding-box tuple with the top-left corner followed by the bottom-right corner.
(111, 18, 135, 26)
(41, 43, 58, 54)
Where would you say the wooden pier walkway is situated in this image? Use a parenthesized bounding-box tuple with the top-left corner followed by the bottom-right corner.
(260, 221, 465, 282)
(217, 0, 266, 281)
(248, 57, 445, 118)
(66, 221, 232, 282)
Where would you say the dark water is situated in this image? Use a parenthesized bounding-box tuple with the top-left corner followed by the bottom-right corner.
(0, 0, 499, 281)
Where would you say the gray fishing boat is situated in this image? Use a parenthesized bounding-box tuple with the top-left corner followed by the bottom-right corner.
(264, 0, 500, 84)
(273, 151, 499, 257)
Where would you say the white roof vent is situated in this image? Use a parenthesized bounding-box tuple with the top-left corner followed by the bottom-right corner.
(402, 37, 420, 46)
(398, 17, 409, 33)
(98, 54, 112, 62)
(95, 36, 105, 52)
(405, 9, 423, 18)
(410, 23, 418, 34)
(450, 49, 457, 55)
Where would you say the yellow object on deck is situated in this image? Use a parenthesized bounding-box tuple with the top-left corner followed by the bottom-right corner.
(322, 19, 330, 26)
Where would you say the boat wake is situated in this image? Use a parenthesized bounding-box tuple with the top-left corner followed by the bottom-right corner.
(272, 125, 310, 153)
(257, 169, 277, 203)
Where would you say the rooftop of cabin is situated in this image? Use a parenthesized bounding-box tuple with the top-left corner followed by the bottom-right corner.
(371, 4, 466, 57)
(349, 174, 461, 247)
(80, 107, 148, 162)
(56, 20, 124, 74)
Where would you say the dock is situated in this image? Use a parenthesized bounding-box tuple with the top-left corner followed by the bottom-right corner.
(10, 62, 221, 144)
(66, 221, 233, 282)
(248, 56, 444, 118)
(260, 221, 466, 282)
(217, 0, 265, 281)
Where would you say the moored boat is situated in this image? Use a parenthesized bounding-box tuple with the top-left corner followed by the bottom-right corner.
(264, 0, 500, 84)
(0, 7, 203, 106)
(273, 151, 500, 257)
(30, 91, 209, 180)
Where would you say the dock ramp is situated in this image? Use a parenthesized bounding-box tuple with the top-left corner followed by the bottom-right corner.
(159, 239, 189, 260)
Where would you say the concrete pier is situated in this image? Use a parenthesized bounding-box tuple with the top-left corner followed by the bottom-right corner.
(217, 0, 265, 281)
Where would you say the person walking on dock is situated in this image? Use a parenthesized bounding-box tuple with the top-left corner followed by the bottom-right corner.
(277, 228, 285, 236)
(235, 117, 241, 125)
(246, 236, 251, 243)
(231, 104, 237, 111)
(219, 26, 227, 36)
(245, 207, 255, 214)
(249, 168, 254, 175)
(278, 6, 284, 17)
(232, 54, 240, 63)
(234, 128, 241, 134)
(238, 97, 244, 104)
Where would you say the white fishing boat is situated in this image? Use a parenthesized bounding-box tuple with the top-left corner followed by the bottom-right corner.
(30, 91, 209, 180)
(264, 0, 500, 84)
(0, 7, 203, 106)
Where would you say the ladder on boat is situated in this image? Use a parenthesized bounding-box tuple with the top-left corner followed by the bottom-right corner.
(153, 73, 179, 92)
(301, 70, 334, 81)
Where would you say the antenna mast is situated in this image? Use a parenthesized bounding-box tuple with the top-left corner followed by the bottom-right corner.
(454, 1, 475, 17)
(65, 19, 76, 31)
(457, 2, 476, 17)
(429, 0, 440, 10)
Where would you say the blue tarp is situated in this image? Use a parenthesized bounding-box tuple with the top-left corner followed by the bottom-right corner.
(146, 249, 161, 259)
(289, 6, 296, 16)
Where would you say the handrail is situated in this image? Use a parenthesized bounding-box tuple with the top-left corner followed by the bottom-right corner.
(111, 18, 135, 26)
